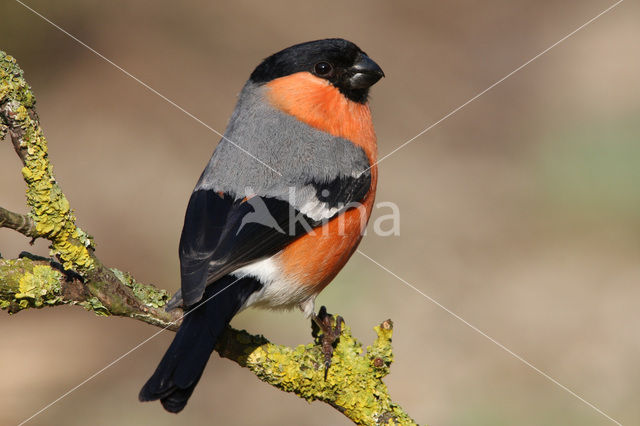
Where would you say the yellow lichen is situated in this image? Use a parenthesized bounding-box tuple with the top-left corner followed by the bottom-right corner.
(243, 321, 417, 425)
(1, 50, 95, 273)
(13, 264, 63, 308)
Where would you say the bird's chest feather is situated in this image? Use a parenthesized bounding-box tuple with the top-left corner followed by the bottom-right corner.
(262, 73, 379, 291)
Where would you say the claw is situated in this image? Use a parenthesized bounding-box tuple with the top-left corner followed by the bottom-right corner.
(311, 306, 343, 379)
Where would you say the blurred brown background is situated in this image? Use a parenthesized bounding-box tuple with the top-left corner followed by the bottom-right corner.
(2, 1, 639, 425)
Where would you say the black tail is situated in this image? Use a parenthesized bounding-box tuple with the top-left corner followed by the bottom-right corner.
(139, 275, 261, 413)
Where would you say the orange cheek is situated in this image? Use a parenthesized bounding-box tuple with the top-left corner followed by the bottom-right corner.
(265, 72, 377, 164)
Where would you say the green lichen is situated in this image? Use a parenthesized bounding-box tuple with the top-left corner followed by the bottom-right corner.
(111, 268, 169, 308)
(1, 50, 95, 273)
(80, 296, 110, 316)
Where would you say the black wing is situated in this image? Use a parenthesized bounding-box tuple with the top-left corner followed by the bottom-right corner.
(170, 171, 371, 308)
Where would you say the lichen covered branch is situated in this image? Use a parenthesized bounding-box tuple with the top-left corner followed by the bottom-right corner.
(0, 50, 417, 425)
(0, 256, 179, 328)
(238, 319, 416, 425)
(1, 51, 176, 324)
(1, 50, 94, 271)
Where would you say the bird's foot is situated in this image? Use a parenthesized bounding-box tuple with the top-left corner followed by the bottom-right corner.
(311, 306, 344, 379)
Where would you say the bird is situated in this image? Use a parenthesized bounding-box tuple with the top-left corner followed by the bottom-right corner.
(139, 38, 384, 413)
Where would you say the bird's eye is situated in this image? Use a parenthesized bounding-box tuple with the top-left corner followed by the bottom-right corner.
(314, 61, 333, 76)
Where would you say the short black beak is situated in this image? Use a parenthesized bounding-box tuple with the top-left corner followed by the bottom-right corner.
(348, 54, 384, 89)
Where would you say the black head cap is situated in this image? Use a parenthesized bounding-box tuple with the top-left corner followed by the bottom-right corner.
(250, 38, 384, 104)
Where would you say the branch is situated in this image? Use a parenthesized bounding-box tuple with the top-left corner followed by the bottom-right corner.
(0, 206, 37, 238)
(0, 50, 418, 425)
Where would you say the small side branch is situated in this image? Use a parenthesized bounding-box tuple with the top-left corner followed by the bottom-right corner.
(0, 206, 38, 238)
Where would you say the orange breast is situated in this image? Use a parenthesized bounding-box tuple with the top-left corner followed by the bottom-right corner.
(266, 72, 378, 290)
(265, 72, 377, 164)
(278, 192, 375, 291)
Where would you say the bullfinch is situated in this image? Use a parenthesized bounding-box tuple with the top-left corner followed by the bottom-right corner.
(139, 38, 384, 413)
